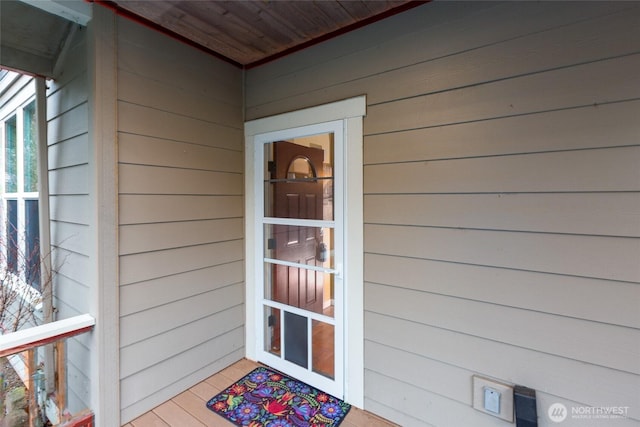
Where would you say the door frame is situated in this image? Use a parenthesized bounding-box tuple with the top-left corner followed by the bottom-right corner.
(244, 96, 365, 406)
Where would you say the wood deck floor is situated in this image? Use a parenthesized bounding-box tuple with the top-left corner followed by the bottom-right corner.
(123, 359, 398, 427)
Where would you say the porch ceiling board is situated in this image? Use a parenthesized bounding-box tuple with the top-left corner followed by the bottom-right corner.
(101, 0, 425, 67)
(0, 0, 76, 77)
(1, 0, 426, 75)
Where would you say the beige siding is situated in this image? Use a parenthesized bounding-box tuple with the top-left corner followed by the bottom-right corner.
(116, 17, 244, 423)
(45, 27, 93, 414)
(247, 2, 640, 426)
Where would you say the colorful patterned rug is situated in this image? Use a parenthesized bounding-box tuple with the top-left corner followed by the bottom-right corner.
(206, 366, 351, 427)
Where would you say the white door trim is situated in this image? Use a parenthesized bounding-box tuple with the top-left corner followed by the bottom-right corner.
(244, 96, 365, 407)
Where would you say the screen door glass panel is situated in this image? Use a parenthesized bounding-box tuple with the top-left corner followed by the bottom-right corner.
(264, 306, 281, 357)
(312, 320, 335, 379)
(263, 263, 334, 317)
(264, 138, 334, 221)
(264, 225, 334, 269)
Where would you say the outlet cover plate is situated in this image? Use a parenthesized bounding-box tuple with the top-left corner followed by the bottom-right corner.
(472, 375, 514, 422)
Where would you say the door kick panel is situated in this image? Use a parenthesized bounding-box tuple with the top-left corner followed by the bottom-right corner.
(284, 311, 308, 369)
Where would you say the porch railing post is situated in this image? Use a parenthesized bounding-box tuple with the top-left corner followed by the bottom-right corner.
(26, 348, 36, 427)
(56, 339, 66, 415)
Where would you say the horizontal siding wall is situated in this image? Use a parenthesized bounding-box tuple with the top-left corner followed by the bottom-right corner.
(46, 27, 93, 414)
(116, 17, 245, 423)
(246, 2, 640, 426)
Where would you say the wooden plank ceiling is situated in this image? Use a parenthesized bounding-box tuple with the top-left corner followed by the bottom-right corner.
(102, 0, 423, 67)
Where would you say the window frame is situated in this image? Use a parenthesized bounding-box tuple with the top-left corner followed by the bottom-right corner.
(1, 88, 43, 301)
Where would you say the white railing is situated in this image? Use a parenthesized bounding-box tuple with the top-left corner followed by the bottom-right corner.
(0, 314, 95, 358)
(0, 314, 95, 427)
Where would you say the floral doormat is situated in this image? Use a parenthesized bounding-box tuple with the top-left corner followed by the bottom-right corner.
(206, 366, 351, 427)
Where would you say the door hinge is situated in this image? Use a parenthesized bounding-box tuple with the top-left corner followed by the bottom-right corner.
(267, 238, 276, 250)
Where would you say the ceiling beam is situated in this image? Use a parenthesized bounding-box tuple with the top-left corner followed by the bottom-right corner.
(52, 23, 79, 78)
(0, 45, 54, 78)
(18, 0, 92, 26)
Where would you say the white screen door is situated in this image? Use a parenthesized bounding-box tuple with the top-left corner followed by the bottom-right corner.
(255, 121, 345, 397)
(245, 96, 365, 406)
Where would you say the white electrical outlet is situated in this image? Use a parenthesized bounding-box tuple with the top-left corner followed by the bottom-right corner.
(472, 375, 514, 422)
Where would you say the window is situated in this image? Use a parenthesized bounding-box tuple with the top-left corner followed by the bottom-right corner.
(2, 99, 40, 290)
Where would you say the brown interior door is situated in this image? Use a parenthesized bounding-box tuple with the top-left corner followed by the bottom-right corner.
(272, 141, 324, 312)
(269, 141, 325, 359)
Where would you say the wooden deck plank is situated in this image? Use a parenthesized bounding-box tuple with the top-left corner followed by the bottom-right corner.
(125, 359, 397, 427)
(216, 359, 258, 381)
(345, 407, 402, 427)
(173, 390, 231, 426)
(128, 411, 170, 427)
(190, 380, 222, 401)
(152, 400, 205, 427)
(204, 372, 239, 391)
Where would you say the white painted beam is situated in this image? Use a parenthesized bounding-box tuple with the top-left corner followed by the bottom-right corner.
(0, 45, 54, 78)
(18, 0, 92, 26)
